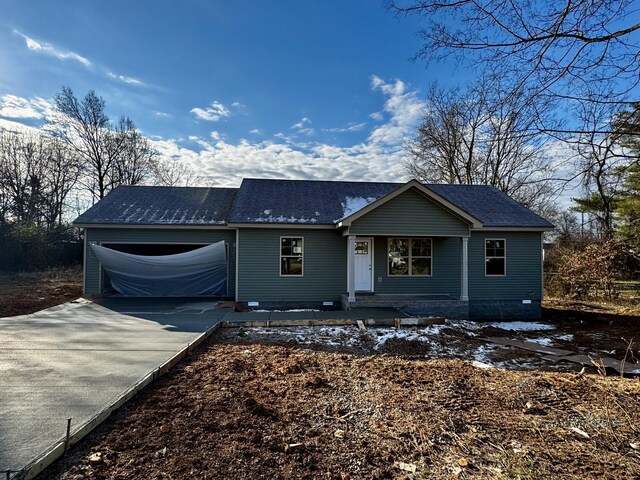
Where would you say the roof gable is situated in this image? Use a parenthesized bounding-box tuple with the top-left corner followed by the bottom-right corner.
(338, 180, 482, 228)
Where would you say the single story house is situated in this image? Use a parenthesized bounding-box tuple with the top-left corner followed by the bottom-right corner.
(74, 178, 554, 320)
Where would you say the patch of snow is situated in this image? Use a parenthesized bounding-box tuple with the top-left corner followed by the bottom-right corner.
(470, 344, 498, 364)
(556, 333, 574, 341)
(487, 321, 556, 332)
(336, 196, 378, 221)
(263, 209, 272, 215)
(471, 360, 495, 369)
(525, 337, 554, 347)
(251, 214, 319, 224)
(252, 309, 319, 312)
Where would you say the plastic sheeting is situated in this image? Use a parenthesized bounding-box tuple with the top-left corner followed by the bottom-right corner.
(91, 242, 227, 296)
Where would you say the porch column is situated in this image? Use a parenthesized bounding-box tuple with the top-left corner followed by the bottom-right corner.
(460, 237, 469, 301)
(347, 235, 356, 302)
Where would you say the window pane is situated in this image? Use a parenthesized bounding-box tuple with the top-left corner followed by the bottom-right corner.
(291, 238, 303, 254)
(486, 240, 504, 257)
(282, 238, 292, 248)
(388, 238, 408, 257)
(411, 238, 431, 257)
(281, 257, 303, 275)
(281, 245, 293, 256)
(411, 257, 431, 275)
(389, 256, 409, 275)
(486, 257, 505, 275)
(355, 241, 369, 255)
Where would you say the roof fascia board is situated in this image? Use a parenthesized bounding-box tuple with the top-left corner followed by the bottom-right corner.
(338, 180, 483, 228)
(471, 227, 553, 232)
(226, 223, 334, 229)
(75, 223, 233, 230)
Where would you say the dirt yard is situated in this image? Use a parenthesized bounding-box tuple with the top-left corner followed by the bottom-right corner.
(42, 324, 640, 480)
(0, 267, 82, 317)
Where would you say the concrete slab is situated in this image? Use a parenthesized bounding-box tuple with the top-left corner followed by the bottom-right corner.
(224, 311, 271, 322)
(268, 311, 318, 321)
(0, 298, 228, 474)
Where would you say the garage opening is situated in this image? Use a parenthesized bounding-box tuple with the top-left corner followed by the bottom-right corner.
(92, 242, 228, 297)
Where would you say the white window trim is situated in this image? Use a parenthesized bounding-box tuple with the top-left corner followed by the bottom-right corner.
(485, 238, 507, 277)
(387, 237, 433, 277)
(279, 236, 304, 277)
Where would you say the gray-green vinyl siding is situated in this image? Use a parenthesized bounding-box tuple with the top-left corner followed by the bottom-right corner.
(237, 228, 346, 302)
(84, 228, 236, 296)
(468, 231, 542, 301)
(371, 236, 462, 295)
(349, 188, 470, 237)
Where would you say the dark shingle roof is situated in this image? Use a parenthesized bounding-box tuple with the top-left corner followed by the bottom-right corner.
(74, 179, 554, 229)
(427, 184, 554, 228)
(228, 178, 399, 225)
(74, 185, 238, 225)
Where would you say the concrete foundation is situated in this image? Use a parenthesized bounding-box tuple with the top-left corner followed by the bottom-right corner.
(342, 294, 469, 320)
(469, 300, 542, 321)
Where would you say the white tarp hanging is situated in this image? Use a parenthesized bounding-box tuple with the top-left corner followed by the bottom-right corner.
(91, 242, 227, 296)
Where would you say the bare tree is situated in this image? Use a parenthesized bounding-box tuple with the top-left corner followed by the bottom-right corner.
(406, 78, 558, 214)
(0, 129, 81, 228)
(40, 137, 82, 227)
(111, 118, 157, 186)
(48, 87, 155, 202)
(570, 96, 633, 237)
(389, 0, 640, 132)
(153, 158, 212, 187)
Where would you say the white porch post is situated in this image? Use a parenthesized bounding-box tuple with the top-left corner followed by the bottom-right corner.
(347, 235, 356, 302)
(460, 237, 469, 301)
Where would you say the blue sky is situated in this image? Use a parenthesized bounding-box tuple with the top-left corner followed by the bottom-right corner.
(0, 0, 467, 186)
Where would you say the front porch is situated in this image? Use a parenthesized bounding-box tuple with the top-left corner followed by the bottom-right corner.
(341, 293, 470, 319)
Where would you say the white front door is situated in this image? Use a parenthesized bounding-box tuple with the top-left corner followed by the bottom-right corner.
(354, 238, 373, 292)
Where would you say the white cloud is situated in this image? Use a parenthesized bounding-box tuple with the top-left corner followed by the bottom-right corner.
(367, 77, 424, 146)
(0, 117, 42, 134)
(148, 76, 424, 186)
(290, 117, 314, 135)
(190, 101, 231, 122)
(16, 31, 91, 67)
(107, 72, 145, 86)
(249, 128, 263, 135)
(0, 76, 425, 192)
(154, 111, 171, 117)
(0, 94, 53, 119)
(369, 111, 384, 121)
(291, 117, 311, 130)
(324, 122, 368, 133)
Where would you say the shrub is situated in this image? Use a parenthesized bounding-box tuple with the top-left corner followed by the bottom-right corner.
(545, 238, 634, 300)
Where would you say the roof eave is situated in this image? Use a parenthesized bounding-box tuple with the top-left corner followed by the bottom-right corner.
(226, 222, 335, 229)
(471, 226, 554, 232)
(74, 222, 233, 229)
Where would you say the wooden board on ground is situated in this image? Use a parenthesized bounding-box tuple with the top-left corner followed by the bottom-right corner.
(482, 337, 573, 357)
(542, 354, 640, 375)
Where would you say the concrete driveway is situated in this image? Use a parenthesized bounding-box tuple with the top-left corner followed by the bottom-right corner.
(0, 298, 228, 474)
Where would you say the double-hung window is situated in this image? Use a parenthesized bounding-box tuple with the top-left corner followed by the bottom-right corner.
(485, 239, 506, 276)
(388, 238, 432, 276)
(280, 237, 303, 276)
